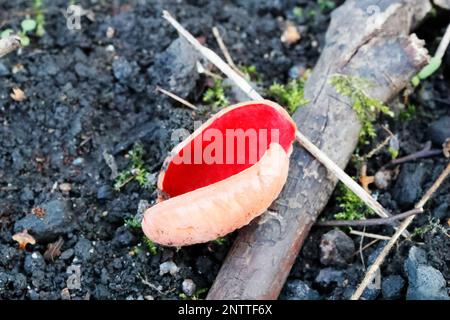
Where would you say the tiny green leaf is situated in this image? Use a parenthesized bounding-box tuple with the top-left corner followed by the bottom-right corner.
(21, 19, 37, 33)
(0, 29, 14, 39)
(20, 35, 30, 46)
(417, 57, 442, 80)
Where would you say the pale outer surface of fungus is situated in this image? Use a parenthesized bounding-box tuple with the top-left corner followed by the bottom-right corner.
(142, 142, 290, 246)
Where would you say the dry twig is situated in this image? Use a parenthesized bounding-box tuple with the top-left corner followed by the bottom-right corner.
(156, 86, 198, 110)
(316, 208, 423, 227)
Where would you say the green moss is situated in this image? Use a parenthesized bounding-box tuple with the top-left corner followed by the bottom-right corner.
(212, 237, 227, 246)
(268, 75, 309, 114)
(334, 183, 374, 221)
(329, 74, 394, 144)
(203, 79, 229, 109)
(317, 0, 336, 11)
(125, 217, 141, 229)
(179, 288, 208, 300)
(142, 236, 158, 255)
(399, 103, 417, 122)
(239, 65, 262, 82)
(114, 143, 152, 191)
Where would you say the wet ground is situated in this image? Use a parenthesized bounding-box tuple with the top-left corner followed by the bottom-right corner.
(0, 0, 448, 300)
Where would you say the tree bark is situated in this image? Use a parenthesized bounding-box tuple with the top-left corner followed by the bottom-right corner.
(207, 0, 431, 300)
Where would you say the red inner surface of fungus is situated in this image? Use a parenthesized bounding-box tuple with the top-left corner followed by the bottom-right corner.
(162, 103, 296, 197)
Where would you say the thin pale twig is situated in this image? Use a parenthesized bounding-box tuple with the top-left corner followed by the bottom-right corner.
(350, 230, 392, 241)
(351, 162, 450, 300)
(156, 86, 198, 110)
(387, 141, 441, 166)
(436, 23, 450, 60)
(212, 26, 245, 77)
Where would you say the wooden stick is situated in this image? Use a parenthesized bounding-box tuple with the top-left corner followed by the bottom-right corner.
(0, 35, 21, 58)
(155, 86, 198, 110)
(316, 208, 423, 227)
(351, 162, 450, 300)
(350, 230, 391, 241)
(436, 23, 450, 60)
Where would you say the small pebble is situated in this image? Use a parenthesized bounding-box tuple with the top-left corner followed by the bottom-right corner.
(59, 183, 72, 193)
(159, 261, 179, 276)
(61, 288, 71, 300)
(182, 279, 196, 297)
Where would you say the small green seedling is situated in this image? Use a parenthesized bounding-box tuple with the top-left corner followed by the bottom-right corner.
(1, 19, 37, 46)
(268, 75, 310, 114)
(293, 6, 303, 18)
(411, 57, 442, 87)
(33, 0, 46, 37)
(203, 79, 229, 109)
(240, 65, 262, 82)
(330, 74, 394, 144)
(115, 143, 153, 191)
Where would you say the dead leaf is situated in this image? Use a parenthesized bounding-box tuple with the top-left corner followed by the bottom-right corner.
(10, 87, 26, 101)
(281, 22, 301, 45)
(12, 229, 36, 250)
(32, 206, 46, 218)
(44, 237, 64, 261)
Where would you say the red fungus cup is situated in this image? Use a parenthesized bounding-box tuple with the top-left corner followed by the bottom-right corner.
(142, 100, 297, 246)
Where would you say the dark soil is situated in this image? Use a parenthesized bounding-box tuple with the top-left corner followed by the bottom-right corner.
(0, 0, 448, 300)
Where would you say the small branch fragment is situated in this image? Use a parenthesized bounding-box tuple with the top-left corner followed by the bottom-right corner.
(316, 208, 423, 227)
(388, 141, 442, 166)
(44, 237, 64, 261)
(211, 27, 244, 77)
(0, 35, 21, 58)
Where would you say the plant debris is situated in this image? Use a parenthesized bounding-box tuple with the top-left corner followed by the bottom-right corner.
(10, 87, 26, 101)
(44, 237, 64, 261)
(12, 229, 36, 250)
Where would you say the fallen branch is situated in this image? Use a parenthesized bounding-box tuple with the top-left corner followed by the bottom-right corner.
(0, 35, 21, 58)
(351, 162, 450, 300)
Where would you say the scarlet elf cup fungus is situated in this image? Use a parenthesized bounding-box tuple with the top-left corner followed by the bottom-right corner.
(142, 100, 297, 246)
